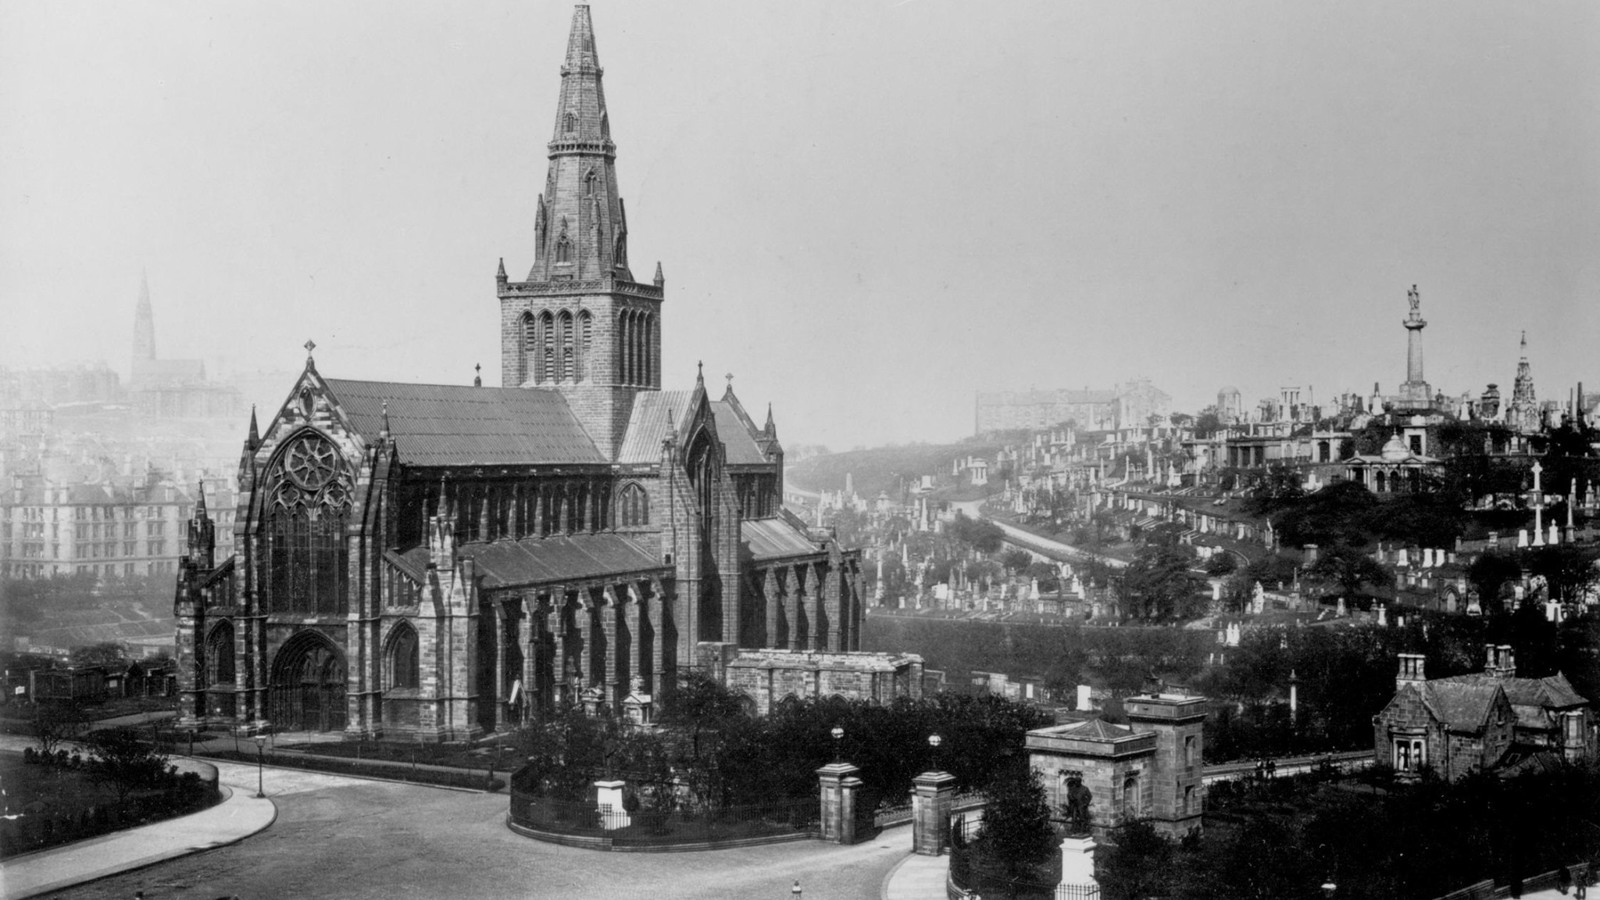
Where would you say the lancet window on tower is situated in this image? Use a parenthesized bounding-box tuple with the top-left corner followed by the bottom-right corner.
(558, 311, 574, 381)
(564, 113, 576, 134)
(540, 312, 555, 383)
(520, 312, 536, 383)
(579, 311, 592, 382)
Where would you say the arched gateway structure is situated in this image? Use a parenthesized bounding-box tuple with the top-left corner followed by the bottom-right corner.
(171, 6, 918, 741)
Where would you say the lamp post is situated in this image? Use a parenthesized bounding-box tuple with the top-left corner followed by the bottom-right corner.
(1320, 880, 1337, 899)
(253, 732, 266, 799)
(928, 733, 942, 772)
(830, 726, 844, 764)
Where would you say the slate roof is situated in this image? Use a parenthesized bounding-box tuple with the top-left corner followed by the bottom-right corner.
(1420, 681, 1505, 733)
(741, 518, 823, 562)
(1055, 718, 1136, 741)
(711, 402, 768, 465)
(616, 391, 694, 464)
(323, 379, 602, 467)
(455, 533, 663, 588)
(1438, 672, 1590, 730)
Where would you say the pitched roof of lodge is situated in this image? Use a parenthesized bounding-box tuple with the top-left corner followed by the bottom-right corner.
(1439, 672, 1590, 730)
(1415, 680, 1506, 733)
(324, 379, 604, 467)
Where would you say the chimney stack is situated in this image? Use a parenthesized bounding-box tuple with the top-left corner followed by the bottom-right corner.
(1396, 653, 1427, 689)
(1485, 644, 1516, 679)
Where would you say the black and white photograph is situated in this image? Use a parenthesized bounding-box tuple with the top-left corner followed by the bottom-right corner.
(2, 2, 1597, 898)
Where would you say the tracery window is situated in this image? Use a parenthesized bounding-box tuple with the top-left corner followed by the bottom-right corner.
(619, 483, 649, 527)
(206, 621, 235, 684)
(556, 236, 572, 264)
(264, 432, 350, 615)
(578, 311, 592, 381)
(564, 113, 576, 134)
(388, 622, 419, 690)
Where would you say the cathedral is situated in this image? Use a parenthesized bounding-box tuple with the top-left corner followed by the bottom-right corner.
(172, 7, 905, 740)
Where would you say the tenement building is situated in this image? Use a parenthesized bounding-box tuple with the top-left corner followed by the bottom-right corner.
(172, 6, 905, 740)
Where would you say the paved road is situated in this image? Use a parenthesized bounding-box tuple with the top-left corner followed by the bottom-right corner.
(37, 761, 908, 900)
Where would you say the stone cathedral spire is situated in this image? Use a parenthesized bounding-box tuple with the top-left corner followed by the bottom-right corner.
(497, 4, 664, 459)
(528, 4, 631, 284)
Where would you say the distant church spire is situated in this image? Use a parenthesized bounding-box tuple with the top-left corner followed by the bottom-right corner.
(133, 271, 156, 375)
(1509, 330, 1539, 433)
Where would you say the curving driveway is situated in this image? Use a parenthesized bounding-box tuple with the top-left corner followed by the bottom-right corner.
(37, 761, 907, 900)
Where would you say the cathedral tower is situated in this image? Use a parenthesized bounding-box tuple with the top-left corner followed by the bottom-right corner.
(497, 5, 663, 460)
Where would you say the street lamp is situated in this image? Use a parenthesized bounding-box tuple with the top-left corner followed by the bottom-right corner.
(253, 732, 266, 799)
(928, 733, 943, 772)
(1320, 880, 1337, 899)
(830, 726, 844, 764)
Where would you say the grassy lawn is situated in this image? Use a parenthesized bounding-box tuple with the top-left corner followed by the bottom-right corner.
(1, 750, 120, 817)
(0, 748, 219, 858)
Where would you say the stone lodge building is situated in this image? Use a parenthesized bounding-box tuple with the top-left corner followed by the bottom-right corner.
(172, 6, 910, 741)
(1372, 648, 1593, 782)
(1026, 691, 1207, 838)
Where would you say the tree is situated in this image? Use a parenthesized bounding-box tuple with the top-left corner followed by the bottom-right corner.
(1120, 545, 1204, 621)
(1204, 552, 1239, 577)
(1468, 552, 1521, 615)
(1524, 544, 1600, 607)
(1307, 544, 1392, 604)
(86, 728, 172, 805)
(971, 762, 1058, 891)
(69, 641, 127, 668)
(1000, 548, 1033, 573)
(1247, 466, 1307, 515)
(1099, 821, 1176, 900)
(33, 700, 88, 755)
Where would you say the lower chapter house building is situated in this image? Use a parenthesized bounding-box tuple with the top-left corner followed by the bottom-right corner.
(170, 5, 908, 741)
(1373, 648, 1594, 781)
(1025, 692, 1207, 838)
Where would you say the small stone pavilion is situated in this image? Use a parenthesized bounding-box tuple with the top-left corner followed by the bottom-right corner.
(1026, 691, 1207, 838)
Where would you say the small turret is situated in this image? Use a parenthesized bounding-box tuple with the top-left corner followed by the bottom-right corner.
(654, 261, 665, 288)
(185, 480, 215, 573)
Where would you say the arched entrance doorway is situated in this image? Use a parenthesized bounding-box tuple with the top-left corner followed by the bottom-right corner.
(269, 631, 347, 732)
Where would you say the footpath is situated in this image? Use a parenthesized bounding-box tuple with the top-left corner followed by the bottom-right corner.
(0, 737, 277, 899)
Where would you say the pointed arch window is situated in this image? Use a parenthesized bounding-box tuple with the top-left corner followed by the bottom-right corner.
(387, 622, 419, 690)
(264, 432, 350, 615)
(614, 235, 627, 267)
(520, 312, 536, 383)
(556, 236, 572, 264)
(619, 483, 649, 527)
(558, 311, 574, 381)
(206, 621, 236, 685)
(540, 312, 555, 383)
(578, 311, 593, 381)
(584, 169, 597, 196)
(564, 112, 577, 134)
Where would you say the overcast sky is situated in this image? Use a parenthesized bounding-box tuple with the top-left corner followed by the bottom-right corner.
(3, 1, 1596, 450)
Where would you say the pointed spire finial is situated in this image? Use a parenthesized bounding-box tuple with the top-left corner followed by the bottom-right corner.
(380, 401, 391, 439)
(194, 479, 207, 518)
(654, 261, 665, 288)
(246, 405, 260, 449)
(474, 363, 482, 388)
(765, 402, 776, 434)
(496, 257, 507, 281)
(696, 360, 704, 388)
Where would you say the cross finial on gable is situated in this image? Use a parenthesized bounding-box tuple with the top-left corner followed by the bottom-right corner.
(304, 339, 316, 357)
(725, 372, 734, 387)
